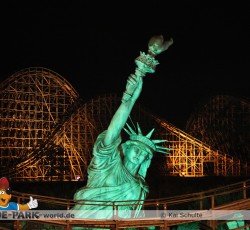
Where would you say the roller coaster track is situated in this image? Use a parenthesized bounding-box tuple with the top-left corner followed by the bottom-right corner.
(186, 95, 250, 163)
(0, 67, 249, 181)
(0, 97, 86, 176)
(0, 67, 96, 181)
(152, 115, 244, 177)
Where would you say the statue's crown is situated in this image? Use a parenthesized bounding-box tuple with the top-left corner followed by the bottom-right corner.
(123, 122, 170, 154)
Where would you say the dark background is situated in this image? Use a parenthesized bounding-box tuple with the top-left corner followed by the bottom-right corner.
(0, 2, 249, 129)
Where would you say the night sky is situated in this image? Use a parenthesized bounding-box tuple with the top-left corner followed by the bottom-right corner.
(1, 2, 249, 129)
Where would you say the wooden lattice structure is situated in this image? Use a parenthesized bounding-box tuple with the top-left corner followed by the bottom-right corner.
(185, 95, 250, 175)
(0, 67, 93, 181)
(0, 68, 249, 181)
(153, 118, 243, 177)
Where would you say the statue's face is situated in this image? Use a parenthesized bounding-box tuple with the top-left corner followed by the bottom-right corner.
(125, 144, 150, 165)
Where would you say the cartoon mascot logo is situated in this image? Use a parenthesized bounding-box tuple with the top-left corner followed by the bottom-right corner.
(0, 177, 38, 210)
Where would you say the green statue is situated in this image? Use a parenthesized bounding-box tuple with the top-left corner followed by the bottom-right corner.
(72, 35, 173, 220)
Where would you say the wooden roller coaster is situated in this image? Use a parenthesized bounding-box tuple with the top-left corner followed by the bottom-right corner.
(0, 67, 249, 181)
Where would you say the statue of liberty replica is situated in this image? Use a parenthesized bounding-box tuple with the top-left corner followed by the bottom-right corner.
(72, 35, 174, 221)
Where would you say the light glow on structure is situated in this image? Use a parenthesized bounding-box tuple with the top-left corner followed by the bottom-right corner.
(0, 67, 249, 181)
(0, 67, 93, 181)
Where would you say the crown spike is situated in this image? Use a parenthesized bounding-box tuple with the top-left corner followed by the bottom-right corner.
(125, 123, 137, 135)
(137, 123, 143, 135)
(156, 146, 172, 150)
(123, 127, 132, 136)
(152, 139, 167, 144)
(146, 128, 155, 138)
(156, 149, 170, 154)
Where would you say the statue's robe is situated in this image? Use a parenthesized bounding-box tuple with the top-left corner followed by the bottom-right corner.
(72, 131, 148, 219)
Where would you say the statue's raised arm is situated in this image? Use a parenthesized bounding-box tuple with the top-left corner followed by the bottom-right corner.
(103, 35, 173, 146)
